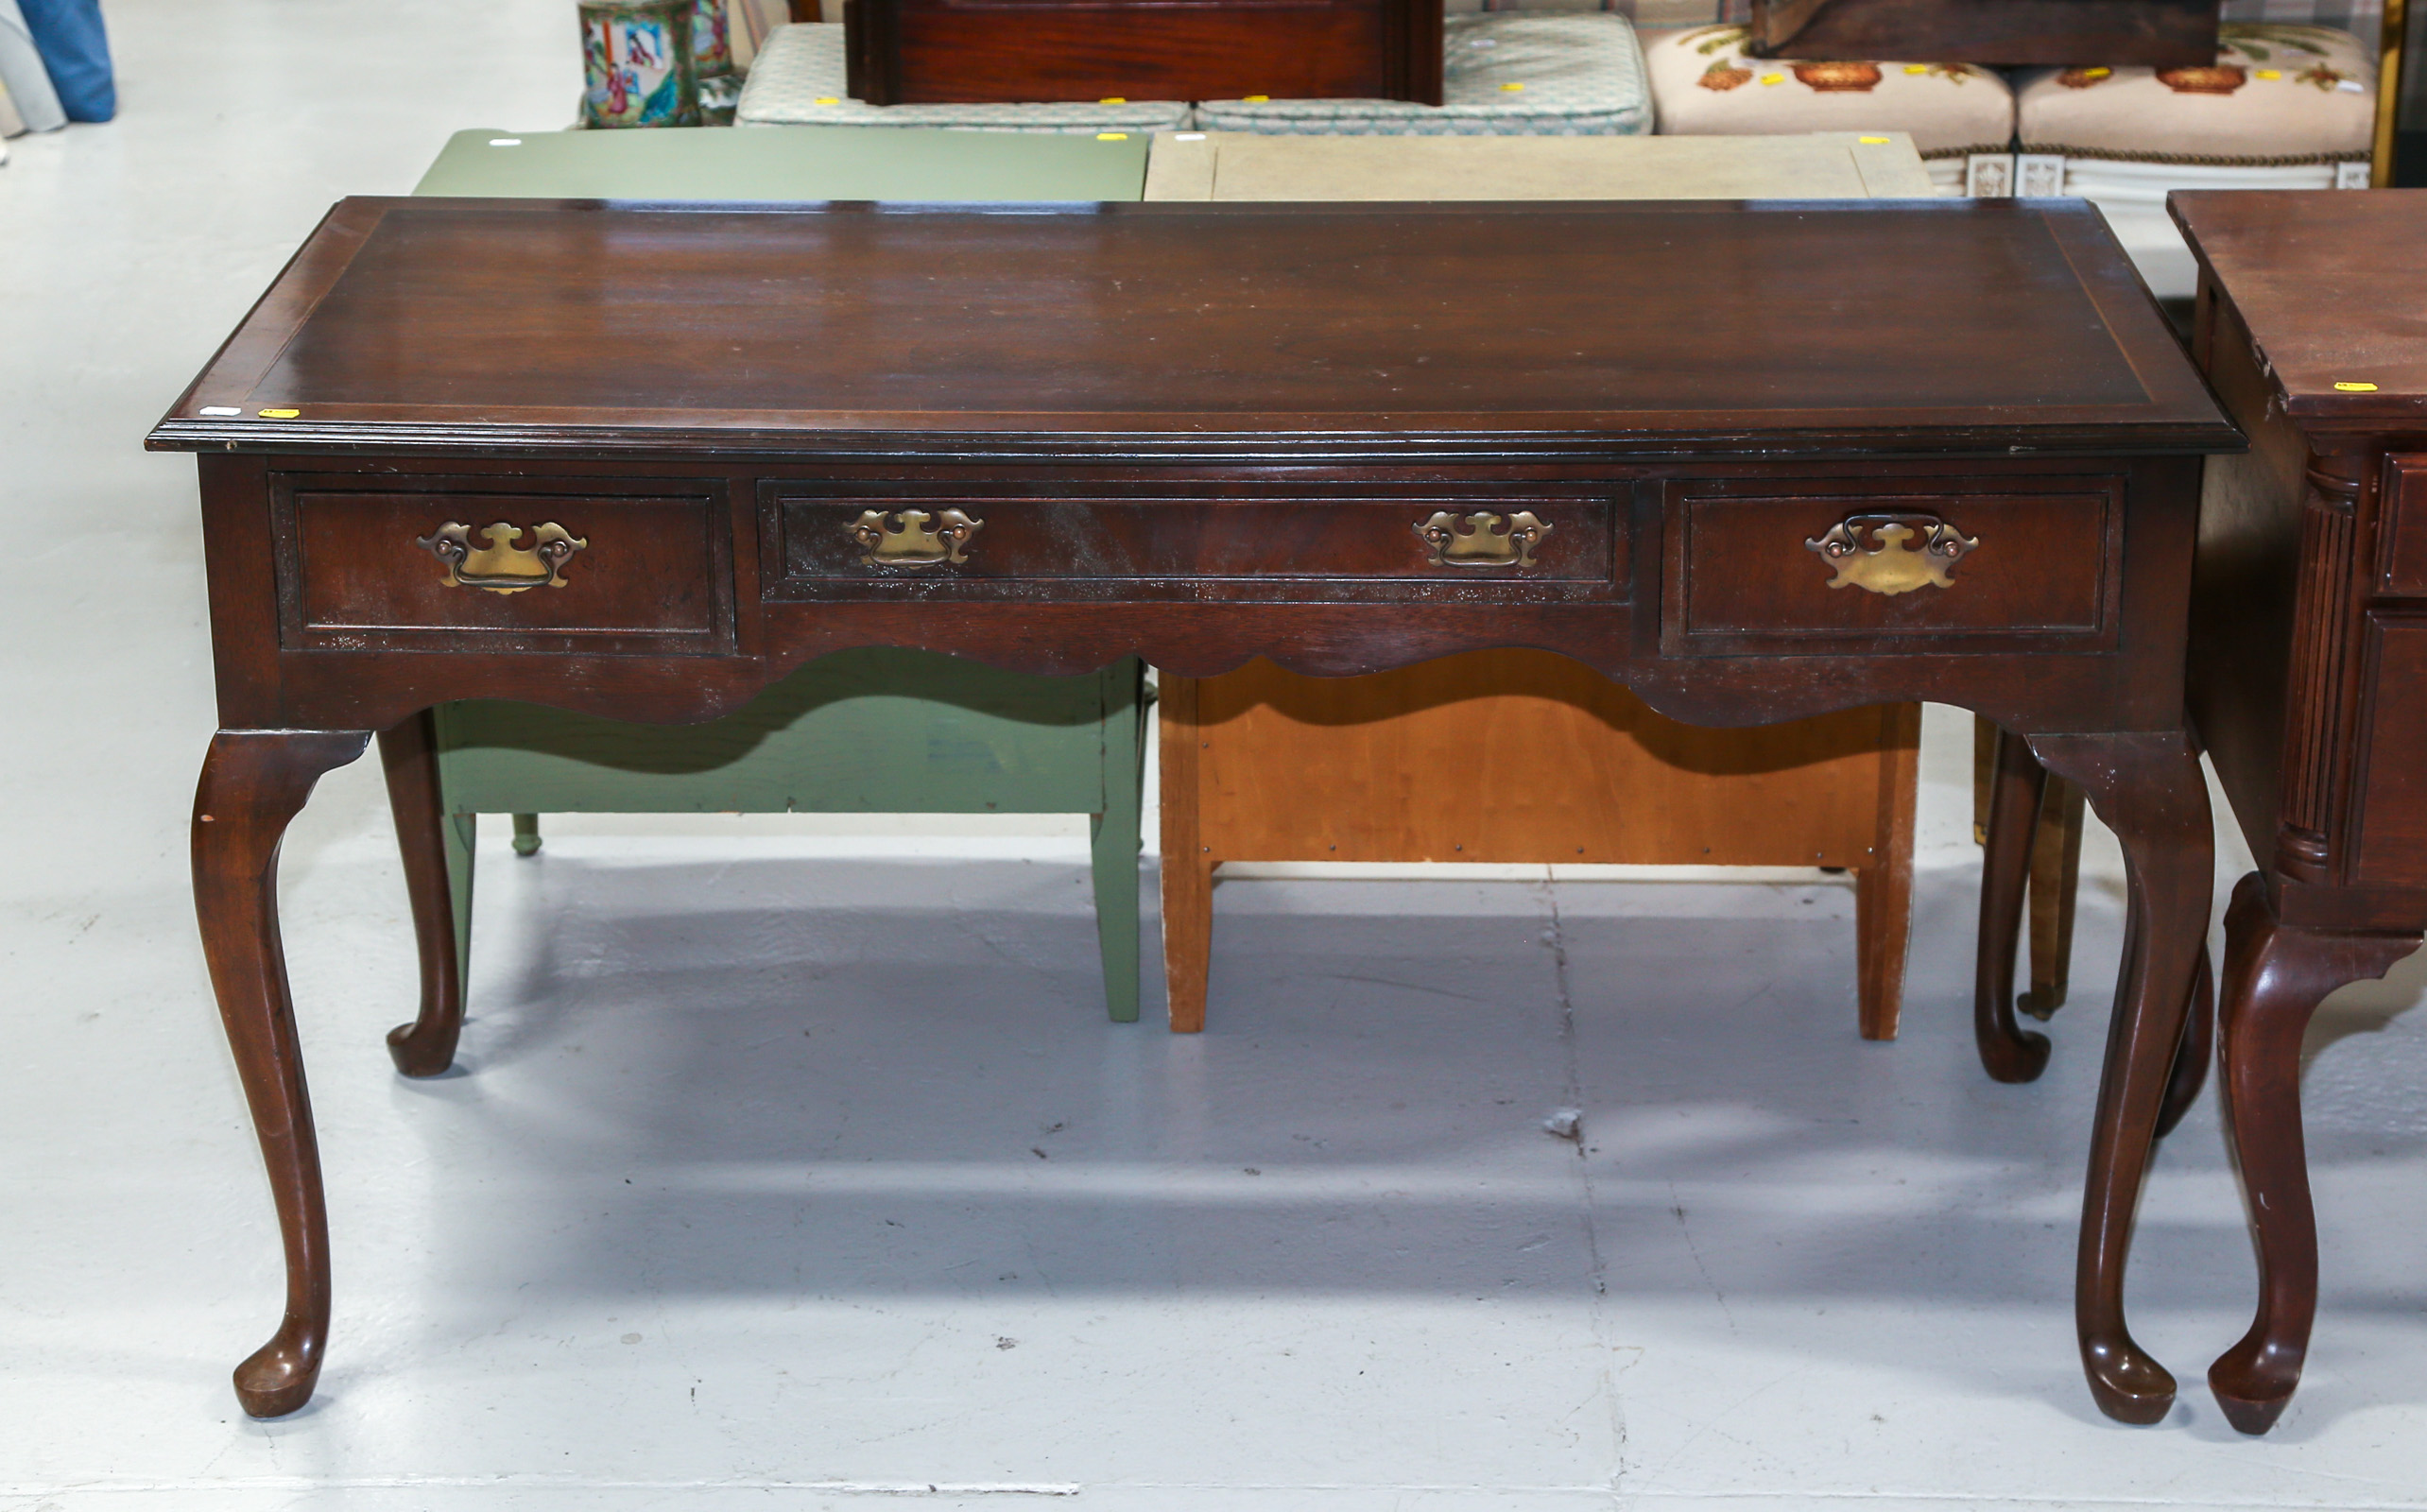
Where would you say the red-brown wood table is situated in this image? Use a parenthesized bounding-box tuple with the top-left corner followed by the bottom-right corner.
(2163, 189, 2427, 1435)
(152, 198, 2234, 1424)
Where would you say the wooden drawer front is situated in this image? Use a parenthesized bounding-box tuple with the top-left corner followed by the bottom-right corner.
(766, 487, 1621, 605)
(280, 484, 732, 652)
(2374, 455, 2427, 597)
(1665, 478, 2120, 654)
(2348, 614, 2427, 888)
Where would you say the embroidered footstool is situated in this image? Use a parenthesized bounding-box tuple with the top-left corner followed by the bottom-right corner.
(1641, 22, 2017, 192)
(2012, 23, 2376, 298)
(736, 22, 1190, 132)
(1196, 10, 1650, 134)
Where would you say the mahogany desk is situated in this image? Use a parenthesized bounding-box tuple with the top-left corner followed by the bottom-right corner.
(2166, 189, 2427, 1434)
(152, 198, 2235, 1423)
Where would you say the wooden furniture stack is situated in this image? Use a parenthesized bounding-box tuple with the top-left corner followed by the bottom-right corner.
(1146, 130, 1936, 1041)
(157, 196, 2236, 1423)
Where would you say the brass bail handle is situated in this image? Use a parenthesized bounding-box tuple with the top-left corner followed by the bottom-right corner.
(418, 522, 589, 593)
(849, 507, 984, 567)
(1805, 512, 1977, 595)
(1414, 508, 1552, 569)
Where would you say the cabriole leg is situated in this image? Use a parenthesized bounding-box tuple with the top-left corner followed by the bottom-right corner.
(2209, 872, 2420, 1434)
(1976, 726, 2052, 1081)
(193, 729, 373, 1417)
(2030, 731, 2212, 1426)
(379, 713, 465, 1077)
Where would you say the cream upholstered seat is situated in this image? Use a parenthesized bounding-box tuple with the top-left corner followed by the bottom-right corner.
(1640, 23, 2017, 194)
(2011, 24, 2375, 298)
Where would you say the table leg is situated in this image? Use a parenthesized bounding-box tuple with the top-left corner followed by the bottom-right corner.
(1975, 726, 2052, 1081)
(2029, 731, 2212, 1425)
(2209, 872, 2420, 1435)
(379, 711, 465, 1077)
(193, 729, 373, 1418)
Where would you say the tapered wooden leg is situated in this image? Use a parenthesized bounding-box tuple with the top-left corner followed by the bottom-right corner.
(2208, 873, 2420, 1434)
(193, 729, 373, 1418)
(379, 713, 464, 1077)
(1158, 671, 1214, 1034)
(2022, 779, 2087, 1021)
(1975, 726, 2052, 1081)
(2155, 945, 2213, 1139)
(1854, 702, 1919, 1041)
(2030, 731, 2212, 1426)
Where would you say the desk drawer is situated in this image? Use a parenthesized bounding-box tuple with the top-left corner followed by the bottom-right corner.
(1664, 477, 2122, 655)
(2374, 455, 2427, 598)
(764, 486, 1622, 604)
(275, 480, 732, 653)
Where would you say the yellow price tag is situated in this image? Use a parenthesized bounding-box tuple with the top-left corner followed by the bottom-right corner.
(1904, 63, 1927, 74)
(2257, 68, 2281, 79)
(1097, 132, 1127, 141)
(1761, 73, 1784, 85)
(815, 95, 839, 104)
(1099, 96, 1127, 104)
(258, 408, 300, 419)
(1243, 94, 1268, 102)
(2335, 381, 2381, 391)
(1858, 135, 1889, 144)
(1501, 81, 1525, 91)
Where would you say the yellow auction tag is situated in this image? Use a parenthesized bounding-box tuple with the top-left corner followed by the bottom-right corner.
(2335, 381, 2381, 391)
(1097, 132, 1127, 141)
(2258, 68, 2281, 79)
(1858, 135, 1889, 144)
(1099, 96, 1127, 104)
(1761, 73, 1783, 85)
(1904, 63, 1927, 74)
(2083, 67, 2111, 77)
(1244, 94, 1268, 102)
(258, 408, 300, 419)
(1501, 81, 1525, 91)
(815, 96, 839, 104)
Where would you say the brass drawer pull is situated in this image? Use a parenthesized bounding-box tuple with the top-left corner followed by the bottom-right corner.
(850, 507, 983, 567)
(1805, 514, 1977, 595)
(1415, 509, 1551, 569)
(417, 522, 587, 593)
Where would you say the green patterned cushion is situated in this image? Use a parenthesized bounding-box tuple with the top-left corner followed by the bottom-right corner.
(734, 23, 1191, 133)
(1194, 13, 1651, 136)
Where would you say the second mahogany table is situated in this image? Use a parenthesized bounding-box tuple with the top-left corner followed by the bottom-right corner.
(152, 198, 2235, 1423)
(2167, 188, 2427, 1435)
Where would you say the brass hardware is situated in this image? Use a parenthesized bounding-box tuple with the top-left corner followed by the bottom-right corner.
(1805, 515, 1977, 595)
(849, 507, 983, 567)
(1414, 509, 1552, 570)
(417, 522, 588, 593)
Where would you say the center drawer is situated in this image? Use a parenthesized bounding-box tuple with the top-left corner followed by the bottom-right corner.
(761, 485, 1623, 605)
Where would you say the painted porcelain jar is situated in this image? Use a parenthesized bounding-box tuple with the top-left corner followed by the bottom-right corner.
(580, 0, 700, 129)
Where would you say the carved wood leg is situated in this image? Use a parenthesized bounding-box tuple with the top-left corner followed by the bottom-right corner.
(193, 729, 373, 1417)
(2155, 945, 2214, 1139)
(2208, 873, 2421, 1434)
(379, 713, 465, 1077)
(1975, 726, 2052, 1081)
(1853, 702, 1919, 1041)
(2030, 731, 2213, 1425)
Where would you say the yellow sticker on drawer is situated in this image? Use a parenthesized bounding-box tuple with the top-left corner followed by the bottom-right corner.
(1097, 132, 1127, 141)
(258, 408, 301, 419)
(1244, 94, 1268, 102)
(1501, 81, 1525, 91)
(2335, 381, 2381, 391)
(1858, 136, 1889, 144)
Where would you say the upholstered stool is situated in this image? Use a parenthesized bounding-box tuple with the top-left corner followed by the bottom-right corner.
(2012, 23, 2375, 298)
(1641, 22, 2017, 193)
(735, 22, 1190, 132)
(1196, 11, 1651, 134)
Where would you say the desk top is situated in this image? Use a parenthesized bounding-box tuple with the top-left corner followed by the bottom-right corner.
(154, 197, 2231, 460)
(2172, 190, 2427, 429)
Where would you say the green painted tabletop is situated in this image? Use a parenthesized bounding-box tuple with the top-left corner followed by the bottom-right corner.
(412, 124, 1151, 202)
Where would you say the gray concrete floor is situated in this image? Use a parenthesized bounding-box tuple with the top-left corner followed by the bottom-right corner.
(8, 3, 2427, 1507)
